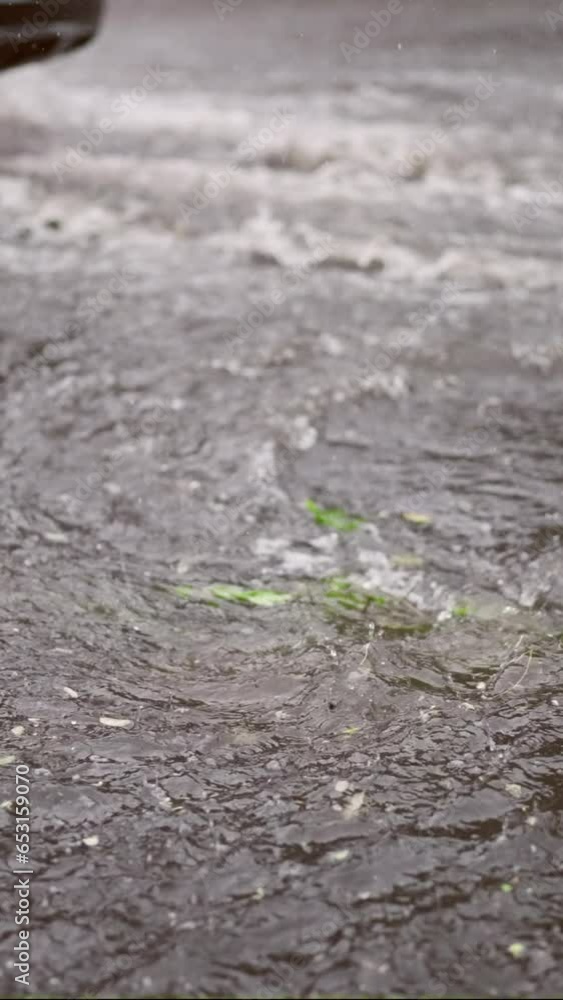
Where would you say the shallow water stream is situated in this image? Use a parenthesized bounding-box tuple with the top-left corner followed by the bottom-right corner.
(0, 1, 562, 996)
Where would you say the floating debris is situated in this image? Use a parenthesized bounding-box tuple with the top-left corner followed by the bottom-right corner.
(210, 584, 293, 607)
(63, 686, 79, 700)
(83, 835, 100, 848)
(305, 498, 365, 532)
(328, 848, 350, 863)
(508, 942, 526, 959)
(401, 512, 433, 526)
(43, 531, 69, 545)
(452, 604, 470, 618)
(231, 728, 260, 746)
(324, 577, 385, 611)
(341, 725, 361, 736)
(505, 783, 523, 799)
(391, 553, 424, 569)
(171, 585, 193, 600)
(343, 791, 365, 819)
(0, 755, 16, 766)
(11, 726, 25, 738)
(99, 716, 134, 729)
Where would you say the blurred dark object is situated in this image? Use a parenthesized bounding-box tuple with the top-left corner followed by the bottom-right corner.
(0, 0, 103, 70)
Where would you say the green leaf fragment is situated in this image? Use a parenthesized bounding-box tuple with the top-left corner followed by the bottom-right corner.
(341, 725, 361, 736)
(210, 584, 293, 607)
(326, 578, 367, 610)
(500, 883, 514, 893)
(170, 582, 294, 607)
(452, 604, 470, 618)
(324, 577, 387, 610)
(381, 621, 432, 636)
(305, 498, 365, 532)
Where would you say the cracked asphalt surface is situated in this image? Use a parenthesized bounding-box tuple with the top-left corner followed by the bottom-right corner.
(0, 1, 562, 996)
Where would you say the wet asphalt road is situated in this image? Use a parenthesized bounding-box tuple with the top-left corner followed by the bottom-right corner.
(1, 1, 563, 997)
